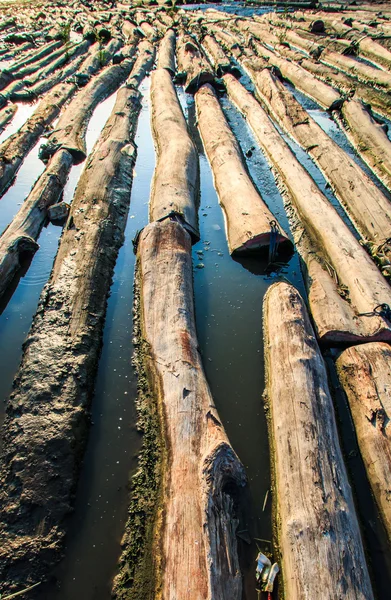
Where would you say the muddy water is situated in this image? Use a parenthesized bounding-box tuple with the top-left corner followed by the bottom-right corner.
(0, 91, 121, 433)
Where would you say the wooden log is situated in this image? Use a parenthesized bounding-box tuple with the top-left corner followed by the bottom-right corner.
(336, 342, 391, 543)
(251, 67, 391, 273)
(341, 98, 391, 192)
(39, 51, 138, 164)
(0, 82, 76, 199)
(150, 68, 199, 240)
(0, 102, 16, 132)
(0, 149, 73, 300)
(7, 39, 63, 73)
(25, 38, 92, 86)
(114, 218, 246, 599)
(223, 73, 391, 343)
(176, 32, 214, 94)
(195, 83, 292, 256)
(263, 281, 374, 600)
(0, 65, 145, 596)
(200, 33, 232, 76)
(320, 48, 391, 89)
(10, 41, 75, 79)
(157, 27, 176, 75)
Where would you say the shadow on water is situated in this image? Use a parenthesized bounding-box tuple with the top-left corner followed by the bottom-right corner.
(37, 78, 154, 600)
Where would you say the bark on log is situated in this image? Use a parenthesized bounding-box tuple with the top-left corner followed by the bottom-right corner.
(25, 38, 91, 87)
(0, 102, 16, 132)
(150, 68, 199, 240)
(177, 33, 215, 94)
(263, 281, 374, 600)
(157, 28, 176, 76)
(336, 342, 391, 543)
(195, 83, 292, 256)
(40, 51, 138, 164)
(0, 67, 144, 595)
(0, 149, 73, 301)
(115, 218, 246, 599)
(251, 67, 391, 273)
(224, 73, 391, 343)
(0, 82, 76, 199)
(11, 41, 77, 80)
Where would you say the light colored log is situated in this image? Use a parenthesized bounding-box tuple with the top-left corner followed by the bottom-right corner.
(263, 281, 374, 600)
(116, 218, 246, 599)
(195, 83, 292, 256)
(223, 73, 391, 343)
(0, 102, 16, 132)
(157, 27, 175, 75)
(25, 38, 91, 86)
(11, 41, 78, 79)
(0, 63, 145, 595)
(177, 32, 214, 94)
(200, 33, 232, 75)
(150, 68, 199, 240)
(336, 342, 391, 543)
(320, 48, 391, 89)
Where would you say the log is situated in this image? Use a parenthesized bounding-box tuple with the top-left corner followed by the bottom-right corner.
(7, 39, 63, 73)
(0, 102, 16, 132)
(200, 33, 232, 76)
(0, 149, 73, 301)
(157, 27, 176, 75)
(320, 48, 391, 89)
(39, 50, 138, 164)
(263, 281, 374, 600)
(25, 38, 91, 86)
(150, 68, 199, 240)
(195, 83, 292, 256)
(10, 40, 76, 79)
(336, 342, 391, 543)
(0, 81, 76, 199)
(113, 219, 246, 599)
(176, 32, 214, 94)
(223, 73, 391, 343)
(0, 63, 145, 596)
(251, 67, 391, 273)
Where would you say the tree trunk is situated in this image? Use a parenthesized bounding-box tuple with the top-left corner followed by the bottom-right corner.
(195, 83, 292, 256)
(177, 32, 215, 94)
(0, 102, 16, 132)
(200, 33, 232, 76)
(7, 39, 63, 73)
(157, 28, 176, 76)
(263, 281, 374, 600)
(320, 48, 391, 89)
(224, 73, 391, 343)
(114, 219, 246, 600)
(336, 342, 391, 543)
(0, 65, 145, 597)
(150, 67, 199, 241)
(25, 38, 91, 86)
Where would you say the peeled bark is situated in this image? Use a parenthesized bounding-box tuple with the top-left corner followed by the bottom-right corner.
(195, 83, 292, 256)
(0, 67, 144, 596)
(336, 342, 391, 543)
(224, 73, 391, 343)
(252, 68, 391, 272)
(264, 281, 374, 600)
(0, 81, 76, 199)
(121, 219, 246, 599)
(157, 27, 175, 76)
(150, 68, 199, 240)
(177, 33, 214, 94)
(0, 149, 73, 301)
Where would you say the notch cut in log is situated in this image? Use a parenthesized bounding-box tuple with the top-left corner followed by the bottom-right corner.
(195, 83, 292, 258)
(113, 219, 246, 599)
(264, 281, 374, 600)
(0, 62, 145, 595)
(150, 68, 199, 242)
(177, 32, 215, 94)
(336, 342, 391, 543)
(223, 73, 391, 344)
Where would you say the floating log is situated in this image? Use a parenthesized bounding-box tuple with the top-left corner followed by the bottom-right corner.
(336, 342, 391, 543)
(39, 48, 140, 164)
(25, 38, 92, 86)
(7, 39, 63, 73)
(122, 19, 144, 43)
(320, 48, 391, 89)
(113, 218, 246, 599)
(150, 68, 199, 240)
(263, 281, 374, 600)
(0, 103, 16, 132)
(156, 27, 176, 75)
(224, 73, 391, 343)
(0, 149, 73, 301)
(251, 67, 391, 272)
(195, 83, 292, 256)
(0, 82, 76, 199)
(176, 32, 214, 94)
(0, 61, 146, 595)
(200, 33, 232, 76)
(10, 41, 76, 80)
(341, 98, 391, 192)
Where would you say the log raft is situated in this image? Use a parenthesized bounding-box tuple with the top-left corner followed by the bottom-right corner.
(150, 67, 199, 241)
(0, 53, 151, 594)
(336, 342, 391, 543)
(264, 281, 374, 600)
(195, 83, 293, 257)
(224, 73, 391, 343)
